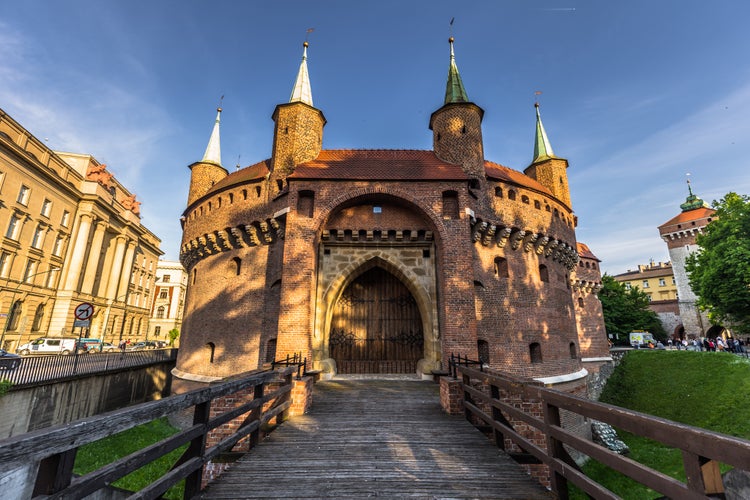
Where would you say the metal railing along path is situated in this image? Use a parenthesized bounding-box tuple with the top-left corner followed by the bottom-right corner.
(0, 348, 178, 389)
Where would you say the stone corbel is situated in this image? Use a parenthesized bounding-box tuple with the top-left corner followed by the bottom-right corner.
(230, 227, 247, 247)
(472, 221, 487, 242)
(545, 239, 559, 257)
(535, 236, 549, 255)
(510, 230, 526, 250)
(482, 224, 496, 246)
(244, 224, 260, 245)
(523, 232, 539, 252)
(496, 227, 512, 248)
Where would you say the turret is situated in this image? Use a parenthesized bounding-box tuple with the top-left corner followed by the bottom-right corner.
(187, 106, 229, 207)
(524, 102, 571, 208)
(270, 42, 326, 185)
(429, 37, 485, 182)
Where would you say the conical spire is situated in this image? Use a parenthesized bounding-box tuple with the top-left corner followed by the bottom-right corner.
(532, 102, 556, 163)
(202, 106, 222, 166)
(444, 37, 468, 104)
(289, 42, 313, 106)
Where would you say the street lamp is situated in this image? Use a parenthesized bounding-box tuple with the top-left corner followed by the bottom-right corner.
(0, 266, 61, 349)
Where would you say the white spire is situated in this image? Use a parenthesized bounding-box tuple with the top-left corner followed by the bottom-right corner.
(289, 42, 313, 106)
(202, 107, 222, 165)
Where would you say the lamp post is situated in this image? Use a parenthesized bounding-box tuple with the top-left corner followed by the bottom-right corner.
(0, 266, 61, 349)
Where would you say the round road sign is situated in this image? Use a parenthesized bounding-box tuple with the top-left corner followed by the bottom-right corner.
(74, 302, 94, 320)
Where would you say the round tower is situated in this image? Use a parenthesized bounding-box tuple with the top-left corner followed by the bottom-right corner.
(187, 107, 229, 207)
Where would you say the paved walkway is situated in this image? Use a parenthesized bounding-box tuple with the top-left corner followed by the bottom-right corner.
(200, 377, 553, 499)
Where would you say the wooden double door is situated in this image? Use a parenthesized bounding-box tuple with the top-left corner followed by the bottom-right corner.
(329, 267, 423, 374)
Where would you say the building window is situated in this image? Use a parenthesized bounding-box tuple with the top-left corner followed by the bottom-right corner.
(52, 235, 64, 256)
(45, 269, 57, 288)
(31, 304, 45, 332)
(494, 257, 509, 278)
(41, 199, 52, 217)
(578, 297, 584, 308)
(521, 195, 530, 204)
(534, 200, 541, 209)
(206, 342, 216, 363)
(61, 210, 70, 227)
(156, 306, 165, 319)
(232, 257, 242, 276)
(539, 264, 549, 283)
(659, 278, 666, 287)
(477, 340, 490, 364)
(0, 171, 5, 192)
(624, 283, 631, 290)
(6, 214, 22, 240)
(569, 342, 577, 359)
(7, 301, 22, 331)
(508, 190, 517, 201)
(298, 190, 315, 218)
(642, 280, 649, 288)
(23, 259, 37, 283)
(494, 186, 503, 198)
(0, 252, 10, 278)
(31, 225, 45, 249)
(441, 191, 459, 219)
(159, 289, 168, 299)
(17, 185, 30, 206)
(154, 326, 161, 337)
(265, 338, 277, 363)
(530, 342, 542, 363)
(671, 277, 676, 285)
(162, 274, 171, 283)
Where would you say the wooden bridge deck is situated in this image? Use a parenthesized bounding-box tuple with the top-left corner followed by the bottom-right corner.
(199, 377, 553, 499)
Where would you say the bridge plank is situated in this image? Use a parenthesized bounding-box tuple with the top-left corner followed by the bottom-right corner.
(200, 378, 553, 499)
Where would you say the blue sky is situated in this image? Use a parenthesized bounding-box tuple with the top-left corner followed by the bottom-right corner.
(2, 1, 749, 275)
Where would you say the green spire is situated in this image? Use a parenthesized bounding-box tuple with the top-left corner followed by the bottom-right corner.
(532, 102, 556, 163)
(444, 37, 468, 104)
(680, 178, 709, 212)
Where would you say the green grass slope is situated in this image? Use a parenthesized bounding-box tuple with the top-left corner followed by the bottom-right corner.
(574, 350, 750, 499)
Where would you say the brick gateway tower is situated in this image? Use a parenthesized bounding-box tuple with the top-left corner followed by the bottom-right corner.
(175, 39, 609, 392)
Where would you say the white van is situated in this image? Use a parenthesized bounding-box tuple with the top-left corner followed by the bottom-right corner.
(16, 337, 77, 355)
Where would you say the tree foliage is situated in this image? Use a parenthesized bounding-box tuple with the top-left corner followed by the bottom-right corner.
(685, 192, 750, 332)
(598, 274, 666, 341)
(168, 329, 180, 346)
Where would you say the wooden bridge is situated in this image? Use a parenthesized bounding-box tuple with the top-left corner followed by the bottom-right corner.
(199, 377, 553, 499)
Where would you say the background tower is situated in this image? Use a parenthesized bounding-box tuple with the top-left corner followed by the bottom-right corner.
(524, 102, 571, 209)
(187, 107, 228, 206)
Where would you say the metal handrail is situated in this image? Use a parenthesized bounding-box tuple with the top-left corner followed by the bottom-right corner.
(271, 352, 307, 380)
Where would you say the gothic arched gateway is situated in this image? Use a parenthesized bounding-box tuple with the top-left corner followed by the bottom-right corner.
(329, 267, 424, 374)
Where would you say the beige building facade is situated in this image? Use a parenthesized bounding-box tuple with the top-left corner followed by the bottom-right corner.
(0, 109, 162, 351)
(148, 260, 187, 345)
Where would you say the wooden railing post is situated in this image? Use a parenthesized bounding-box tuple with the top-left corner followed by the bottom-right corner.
(542, 401, 568, 500)
(249, 382, 265, 449)
(183, 401, 211, 498)
(682, 451, 724, 496)
(489, 384, 505, 450)
(32, 449, 77, 496)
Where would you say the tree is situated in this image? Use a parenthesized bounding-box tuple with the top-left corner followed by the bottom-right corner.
(598, 275, 666, 341)
(685, 192, 750, 332)
(168, 328, 180, 347)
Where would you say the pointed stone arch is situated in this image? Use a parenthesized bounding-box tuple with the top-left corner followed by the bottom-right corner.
(313, 253, 439, 375)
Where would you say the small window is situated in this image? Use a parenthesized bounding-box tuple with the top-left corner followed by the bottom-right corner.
(508, 190, 517, 201)
(232, 257, 242, 276)
(31, 304, 45, 332)
(659, 278, 666, 287)
(494, 187, 503, 198)
(624, 283, 631, 290)
(61, 210, 70, 227)
(6, 214, 22, 240)
(156, 306, 165, 319)
(373, 205, 382, 214)
(477, 340, 490, 364)
(0, 251, 11, 278)
(154, 326, 161, 336)
(534, 200, 541, 209)
(276, 179, 284, 192)
(578, 297, 584, 308)
(255, 186, 261, 198)
(159, 289, 169, 299)
(17, 185, 30, 206)
(206, 342, 216, 363)
(0, 171, 5, 192)
(521, 195, 530, 204)
(31, 225, 45, 249)
(162, 275, 171, 283)
(41, 199, 52, 217)
(469, 178, 480, 190)
(441, 191, 459, 219)
(494, 257, 509, 278)
(545, 204, 551, 212)
(530, 343, 542, 363)
(539, 264, 549, 283)
(23, 259, 37, 283)
(7, 301, 22, 331)
(642, 280, 649, 289)
(569, 342, 577, 359)
(265, 338, 278, 363)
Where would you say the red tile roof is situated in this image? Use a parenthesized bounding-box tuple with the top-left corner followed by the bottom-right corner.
(288, 150, 468, 181)
(484, 161, 553, 196)
(208, 160, 270, 192)
(658, 207, 716, 230)
(576, 242, 600, 261)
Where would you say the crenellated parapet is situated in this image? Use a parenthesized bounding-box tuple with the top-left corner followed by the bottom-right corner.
(179, 215, 286, 269)
(470, 217, 579, 271)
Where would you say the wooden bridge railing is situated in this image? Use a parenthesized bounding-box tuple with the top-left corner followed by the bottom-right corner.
(452, 361, 750, 500)
(0, 366, 298, 499)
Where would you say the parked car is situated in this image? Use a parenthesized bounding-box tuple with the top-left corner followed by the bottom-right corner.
(17, 337, 77, 355)
(100, 342, 116, 352)
(0, 349, 21, 370)
(127, 341, 157, 351)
